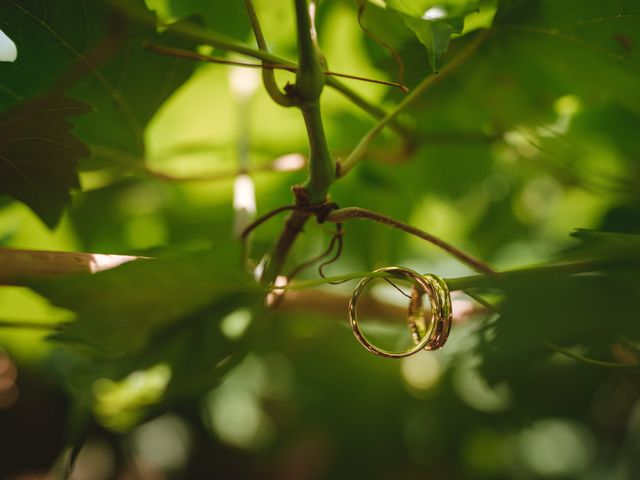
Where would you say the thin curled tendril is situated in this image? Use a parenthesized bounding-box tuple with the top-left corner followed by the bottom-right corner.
(356, 1, 406, 92)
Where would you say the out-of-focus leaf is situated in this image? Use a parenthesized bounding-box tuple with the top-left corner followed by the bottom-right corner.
(0, 0, 197, 157)
(0, 96, 91, 228)
(405, 0, 640, 141)
(165, 0, 251, 40)
(29, 247, 261, 356)
(571, 229, 640, 249)
(494, 0, 640, 111)
(477, 265, 640, 385)
(415, 143, 494, 198)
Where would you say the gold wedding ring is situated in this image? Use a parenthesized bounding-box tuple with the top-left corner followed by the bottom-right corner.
(348, 267, 452, 358)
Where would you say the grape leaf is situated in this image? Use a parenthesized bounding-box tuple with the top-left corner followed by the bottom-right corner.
(494, 0, 640, 111)
(477, 263, 640, 385)
(32, 246, 262, 430)
(29, 247, 262, 356)
(0, 95, 91, 228)
(382, 0, 485, 70)
(0, 0, 197, 157)
(165, 0, 251, 40)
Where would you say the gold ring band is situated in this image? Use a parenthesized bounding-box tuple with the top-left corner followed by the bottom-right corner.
(348, 267, 452, 358)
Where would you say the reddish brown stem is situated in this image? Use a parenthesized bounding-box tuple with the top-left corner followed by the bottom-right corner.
(325, 207, 495, 275)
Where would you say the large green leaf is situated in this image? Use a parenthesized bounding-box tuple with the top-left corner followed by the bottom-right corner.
(0, 96, 91, 227)
(27, 245, 264, 431)
(30, 247, 262, 356)
(477, 260, 640, 385)
(0, 0, 197, 157)
(402, 0, 640, 138)
(494, 0, 640, 111)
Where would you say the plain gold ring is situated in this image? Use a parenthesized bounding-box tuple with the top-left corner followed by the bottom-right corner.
(348, 267, 452, 358)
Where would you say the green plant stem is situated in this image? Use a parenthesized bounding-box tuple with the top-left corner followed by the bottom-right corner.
(285, 270, 395, 289)
(261, 209, 313, 284)
(544, 341, 639, 369)
(444, 257, 635, 291)
(300, 103, 335, 201)
(338, 30, 488, 177)
(284, 257, 636, 291)
(325, 207, 494, 275)
(243, 0, 295, 106)
(260, 0, 335, 285)
(293, 0, 324, 100)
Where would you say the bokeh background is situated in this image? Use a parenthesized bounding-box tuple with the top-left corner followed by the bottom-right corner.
(1, 0, 639, 478)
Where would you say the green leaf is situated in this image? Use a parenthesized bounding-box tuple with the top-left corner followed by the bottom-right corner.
(35, 245, 263, 430)
(0, 95, 91, 228)
(494, 0, 640, 111)
(384, 0, 482, 70)
(29, 247, 262, 356)
(164, 0, 251, 40)
(0, 0, 197, 157)
(477, 266, 640, 385)
(401, 14, 464, 70)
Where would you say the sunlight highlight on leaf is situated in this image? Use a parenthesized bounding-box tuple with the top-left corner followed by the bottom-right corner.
(0, 28, 17, 62)
(93, 364, 172, 430)
(233, 174, 257, 238)
(422, 6, 447, 20)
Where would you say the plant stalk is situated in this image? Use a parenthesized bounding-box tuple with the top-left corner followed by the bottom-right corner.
(260, 0, 335, 285)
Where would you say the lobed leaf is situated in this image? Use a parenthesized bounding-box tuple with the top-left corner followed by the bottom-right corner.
(29, 247, 262, 356)
(0, 95, 91, 227)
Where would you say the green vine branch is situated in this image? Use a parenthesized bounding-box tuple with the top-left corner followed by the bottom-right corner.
(243, 0, 298, 107)
(259, 0, 336, 285)
(283, 257, 638, 292)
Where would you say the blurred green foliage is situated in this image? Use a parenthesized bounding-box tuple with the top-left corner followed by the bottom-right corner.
(0, 0, 639, 478)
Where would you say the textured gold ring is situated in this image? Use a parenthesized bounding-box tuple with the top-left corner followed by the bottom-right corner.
(348, 267, 452, 358)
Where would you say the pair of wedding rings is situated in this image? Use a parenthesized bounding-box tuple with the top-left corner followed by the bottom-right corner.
(348, 267, 452, 358)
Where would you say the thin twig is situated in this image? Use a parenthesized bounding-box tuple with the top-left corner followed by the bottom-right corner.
(318, 224, 344, 280)
(463, 290, 500, 312)
(324, 207, 495, 275)
(287, 223, 342, 280)
(90, 143, 306, 182)
(383, 278, 412, 299)
(544, 341, 639, 369)
(240, 205, 300, 242)
(145, 43, 408, 92)
(356, 1, 405, 89)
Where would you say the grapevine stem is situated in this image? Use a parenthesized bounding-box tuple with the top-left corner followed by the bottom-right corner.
(325, 207, 495, 275)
